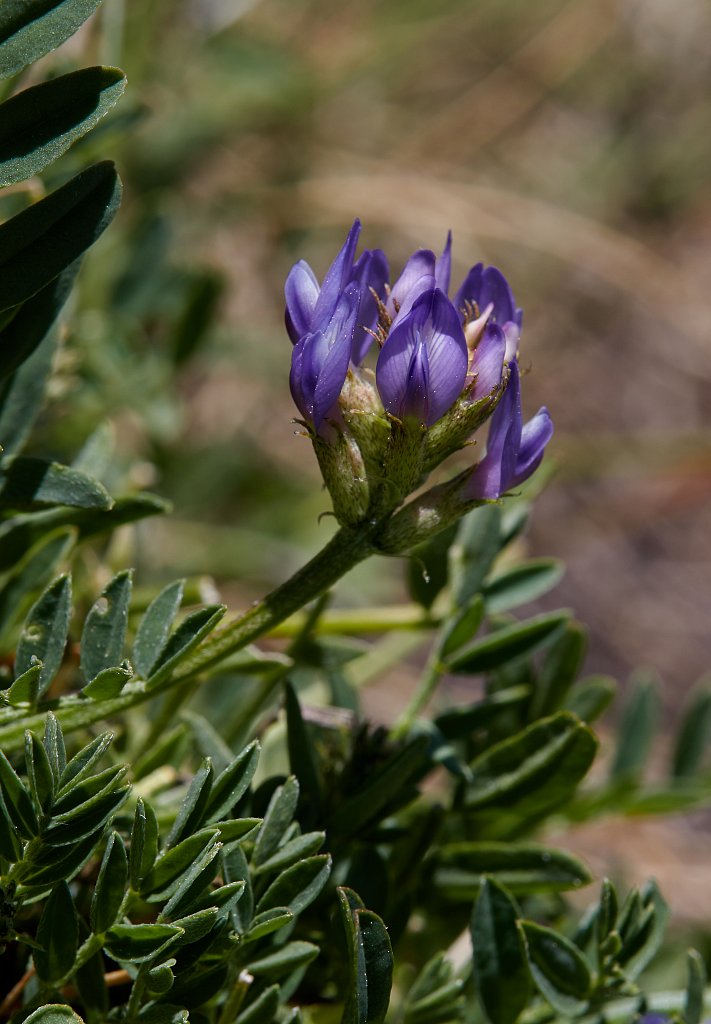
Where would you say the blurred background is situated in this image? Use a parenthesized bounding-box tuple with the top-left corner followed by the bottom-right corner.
(18, 0, 711, 925)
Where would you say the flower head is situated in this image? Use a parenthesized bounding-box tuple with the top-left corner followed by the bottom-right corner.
(465, 360, 553, 500)
(284, 221, 551, 531)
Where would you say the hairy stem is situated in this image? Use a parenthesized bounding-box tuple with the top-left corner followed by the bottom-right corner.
(0, 527, 376, 748)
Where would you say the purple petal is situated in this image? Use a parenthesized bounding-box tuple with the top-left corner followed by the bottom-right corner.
(285, 260, 320, 342)
(312, 219, 361, 327)
(418, 289, 468, 423)
(453, 262, 484, 317)
(376, 288, 467, 426)
(399, 337, 430, 422)
(351, 248, 389, 364)
(479, 266, 516, 325)
(435, 231, 452, 295)
(289, 332, 315, 420)
(466, 417, 518, 500)
(503, 321, 520, 364)
(511, 407, 553, 487)
(469, 321, 506, 402)
(311, 285, 360, 428)
(387, 249, 436, 321)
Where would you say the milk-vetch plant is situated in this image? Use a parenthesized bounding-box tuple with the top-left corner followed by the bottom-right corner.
(0, 5, 710, 1024)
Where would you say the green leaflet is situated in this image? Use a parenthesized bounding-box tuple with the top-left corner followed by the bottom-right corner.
(129, 798, 159, 891)
(34, 881, 78, 982)
(132, 579, 185, 677)
(204, 740, 260, 823)
(23, 1007, 86, 1024)
(245, 940, 320, 980)
(166, 758, 214, 848)
(144, 604, 226, 690)
(90, 831, 128, 934)
(338, 887, 393, 1024)
(0, 67, 126, 186)
(253, 776, 300, 865)
(0, 457, 112, 511)
(519, 920, 592, 1017)
(0, 326, 57, 456)
(610, 674, 658, 782)
(483, 558, 564, 614)
(285, 681, 322, 817)
(0, 0, 105, 78)
(81, 664, 133, 700)
(465, 712, 597, 819)
(434, 842, 592, 898)
(104, 922, 183, 964)
(446, 610, 570, 674)
(0, 528, 74, 644)
(80, 570, 132, 683)
(685, 949, 707, 1024)
(15, 573, 72, 697)
(471, 879, 530, 1024)
(0, 162, 122, 314)
(256, 854, 331, 917)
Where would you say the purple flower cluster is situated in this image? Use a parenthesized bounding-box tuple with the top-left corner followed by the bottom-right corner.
(285, 219, 552, 501)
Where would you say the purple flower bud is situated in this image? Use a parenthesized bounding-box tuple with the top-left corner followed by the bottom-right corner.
(435, 231, 452, 294)
(350, 248, 389, 364)
(284, 220, 389, 367)
(454, 263, 523, 362)
(376, 288, 468, 426)
(285, 220, 361, 343)
(466, 361, 553, 499)
(468, 321, 507, 403)
(387, 249, 436, 326)
(289, 284, 360, 432)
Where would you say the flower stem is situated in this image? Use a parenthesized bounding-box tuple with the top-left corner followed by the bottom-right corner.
(0, 526, 376, 748)
(165, 525, 376, 687)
